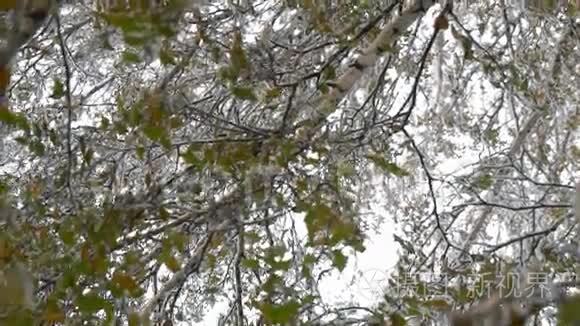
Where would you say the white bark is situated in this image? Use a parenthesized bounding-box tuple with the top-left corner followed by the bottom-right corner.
(295, 0, 437, 141)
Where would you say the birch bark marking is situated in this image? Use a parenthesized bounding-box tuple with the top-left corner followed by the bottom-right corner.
(297, 0, 436, 142)
(325, 0, 435, 103)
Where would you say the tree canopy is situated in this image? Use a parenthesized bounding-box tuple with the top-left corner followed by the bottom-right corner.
(0, 0, 578, 325)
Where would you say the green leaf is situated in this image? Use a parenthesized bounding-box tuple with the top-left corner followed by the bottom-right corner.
(142, 125, 165, 141)
(100, 116, 110, 129)
(51, 79, 65, 99)
(567, 1, 577, 15)
(0, 180, 8, 195)
(128, 312, 142, 326)
(331, 249, 347, 271)
(558, 295, 580, 325)
(169, 116, 183, 129)
(124, 34, 148, 47)
(29, 141, 45, 156)
(474, 174, 494, 189)
(304, 203, 333, 240)
(83, 148, 94, 165)
(270, 259, 292, 271)
(59, 228, 75, 246)
(159, 47, 176, 65)
(390, 312, 407, 326)
(76, 293, 109, 315)
(264, 87, 281, 100)
(158, 206, 170, 220)
(162, 254, 181, 272)
(263, 246, 292, 271)
(303, 254, 316, 265)
(259, 300, 301, 324)
(337, 161, 355, 177)
(114, 120, 128, 134)
(203, 146, 217, 163)
(329, 222, 355, 246)
(484, 128, 499, 145)
(136, 146, 145, 160)
(49, 128, 60, 145)
(262, 274, 282, 294)
(229, 32, 249, 74)
(112, 271, 140, 295)
(2, 309, 35, 325)
(241, 258, 260, 269)
(32, 122, 43, 137)
(122, 51, 141, 64)
(43, 299, 65, 324)
(0, 107, 29, 131)
(159, 134, 172, 149)
(181, 146, 203, 170)
(322, 66, 336, 81)
(231, 86, 257, 101)
(366, 154, 410, 176)
(218, 66, 236, 81)
(101, 13, 136, 30)
(422, 299, 450, 311)
(127, 105, 143, 127)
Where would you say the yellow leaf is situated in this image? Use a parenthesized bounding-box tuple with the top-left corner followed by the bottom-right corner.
(43, 304, 65, 323)
(0, 65, 11, 96)
(113, 271, 139, 292)
(164, 255, 180, 272)
(0, 262, 34, 308)
(0, 238, 14, 261)
(145, 92, 164, 124)
(0, 0, 18, 11)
